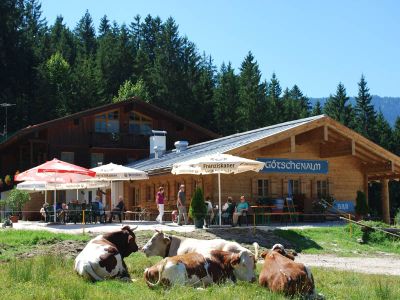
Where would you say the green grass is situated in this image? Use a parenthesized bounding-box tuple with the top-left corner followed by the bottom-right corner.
(0, 253, 399, 300)
(274, 225, 400, 256)
(0, 229, 90, 261)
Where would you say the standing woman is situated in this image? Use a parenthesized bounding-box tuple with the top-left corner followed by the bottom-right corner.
(155, 187, 165, 224)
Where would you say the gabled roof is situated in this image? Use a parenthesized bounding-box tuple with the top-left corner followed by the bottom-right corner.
(127, 114, 400, 178)
(0, 97, 219, 149)
(127, 115, 325, 173)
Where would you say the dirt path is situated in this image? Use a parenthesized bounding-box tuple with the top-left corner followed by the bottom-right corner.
(295, 253, 400, 276)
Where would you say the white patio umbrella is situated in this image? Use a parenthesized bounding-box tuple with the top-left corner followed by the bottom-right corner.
(171, 153, 265, 225)
(90, 163, 148, 206)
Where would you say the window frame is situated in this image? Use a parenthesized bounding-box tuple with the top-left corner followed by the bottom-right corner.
(128, 111, 153, 135)
(257, 179, 269, 199)
(94, 110, 120, 133)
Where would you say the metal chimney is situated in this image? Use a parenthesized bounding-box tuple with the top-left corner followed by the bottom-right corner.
(150, 130, 167, 158)
(174, 141, 189, 153)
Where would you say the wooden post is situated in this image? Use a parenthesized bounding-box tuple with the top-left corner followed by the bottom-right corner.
(381, 179, 390, 224)
(364, 174, 369, 206)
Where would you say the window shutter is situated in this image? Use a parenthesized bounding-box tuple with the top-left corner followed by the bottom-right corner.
(252, 178, 258, 201)
(283, 179, 288, 197)
(311, 178, 318, 199)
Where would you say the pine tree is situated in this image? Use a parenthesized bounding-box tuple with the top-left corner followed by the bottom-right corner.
(98, 15, 111, 37)
(237, 52, 266, 131)
(324, 82, 353, 127)
(312, 100, 323, 116)
(375, 111, 393, 151)
(354, 75, 376, 140)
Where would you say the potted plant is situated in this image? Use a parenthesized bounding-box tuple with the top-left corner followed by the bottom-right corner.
(5, 188, 30, 222)
(189, 187, 207, 228)
(355, 190, 369, 220)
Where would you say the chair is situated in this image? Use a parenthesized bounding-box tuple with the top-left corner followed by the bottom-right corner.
(68, 203, 82, 224)
(222, 203, 235, 225)
(45, 205, 57, 222)
(238, 210, 249, 226)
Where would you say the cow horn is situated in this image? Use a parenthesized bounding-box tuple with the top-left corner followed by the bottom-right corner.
(131, 225, 138, 231)
(253, 242, 259, 261)
(145, 260, 166, 288)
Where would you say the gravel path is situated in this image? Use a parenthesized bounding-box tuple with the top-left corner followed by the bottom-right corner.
(295, 253, 400, 276)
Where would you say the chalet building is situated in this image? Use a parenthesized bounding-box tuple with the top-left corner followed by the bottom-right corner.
(0, 98, 218, 218)
(126, 115, 400, 223)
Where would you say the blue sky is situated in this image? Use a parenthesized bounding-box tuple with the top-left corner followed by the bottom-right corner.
(40, 0, 400, 97)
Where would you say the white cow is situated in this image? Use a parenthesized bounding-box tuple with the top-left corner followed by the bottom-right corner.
(142, 230, 259, 271)
(74, 226, 138, 281)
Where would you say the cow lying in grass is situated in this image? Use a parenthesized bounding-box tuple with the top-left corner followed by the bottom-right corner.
(74, 226, 138, 281)
(144, 249, 256, 287)
(259, 244, 323, 299)
(142, 230, 259, 269)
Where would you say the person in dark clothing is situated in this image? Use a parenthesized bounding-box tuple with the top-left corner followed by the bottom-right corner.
(108, 196, 125, 223)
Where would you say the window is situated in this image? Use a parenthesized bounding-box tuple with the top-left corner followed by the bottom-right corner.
(146, 185, 151, 202)
(289, 180, 300, 195)
(90, 153, 104, 168)
(95, 110, 119, 133)
(258, 179, 269, 198)
(129, 111, 152, 135)
(317, 180, 329, 198)
(60, 152, 74, 164)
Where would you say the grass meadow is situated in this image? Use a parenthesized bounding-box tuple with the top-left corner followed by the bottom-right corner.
(0, 227, 400, 299)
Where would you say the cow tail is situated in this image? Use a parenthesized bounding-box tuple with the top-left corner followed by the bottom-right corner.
(145, 259, 167, 288)
(253, 242, 259, 260)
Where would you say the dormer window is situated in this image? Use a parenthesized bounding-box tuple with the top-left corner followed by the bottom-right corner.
(95, 110, 119, 133)
(129, 111, 152, 135)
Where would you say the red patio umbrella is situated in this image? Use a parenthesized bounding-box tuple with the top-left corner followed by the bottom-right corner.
(15, 158, 96, 222)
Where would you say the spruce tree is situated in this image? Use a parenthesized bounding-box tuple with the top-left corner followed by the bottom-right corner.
(267, 72, 283, 124)
(324, 82, 353, 127)
(312, 100, 323, 116)
(237, 52, 266, 131)
(375, 111, 393, 151)
(354, 75, 376, 140)
(393, 117, 400, 156)
(213, 62, 240, 135)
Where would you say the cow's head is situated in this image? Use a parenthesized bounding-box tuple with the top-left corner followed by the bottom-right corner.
(103, 225, 138, 257)
(230, 251, 256, 282)
(261, 244, 296, 261)
(142, 230, 171, 257)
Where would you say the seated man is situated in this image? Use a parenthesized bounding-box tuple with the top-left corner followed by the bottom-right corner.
(39, 203, 49, 222)
(232, 195, 249, 226)
(222, 197, 235, 224)
(108, 196, 125, 223)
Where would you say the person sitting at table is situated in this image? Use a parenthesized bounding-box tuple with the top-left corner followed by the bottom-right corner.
(232, 195, 249, 226)
(57, 203, 68, 223)
(108, 196, 125, 223)
(204, 196, 214, 227)
(222, 197, 235, 224)
(39, 203, 49, 222)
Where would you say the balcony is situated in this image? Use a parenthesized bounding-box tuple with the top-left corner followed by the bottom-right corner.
(89, 132, 149, 149)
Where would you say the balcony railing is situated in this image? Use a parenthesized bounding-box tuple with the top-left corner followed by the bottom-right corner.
(89, 132, 149, 149)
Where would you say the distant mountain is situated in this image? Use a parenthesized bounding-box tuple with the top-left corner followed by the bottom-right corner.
(310, 96, 400, 126)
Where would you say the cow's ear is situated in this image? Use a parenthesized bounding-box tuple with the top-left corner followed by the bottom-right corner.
(230, 254, 241, 266)
(163, 236, 171, 244)
(260, 251, 268, 259)
(285, 253, 295, 261)
(122, 226, 131, 231)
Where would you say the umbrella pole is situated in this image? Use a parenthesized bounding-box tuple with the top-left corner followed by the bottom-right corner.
(54, 188, 57, 223)
(45, 191, 47, 204)
(218, 173, 222, 226)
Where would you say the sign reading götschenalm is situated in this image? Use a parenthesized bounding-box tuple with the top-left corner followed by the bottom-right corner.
(257, 158, 328, 174)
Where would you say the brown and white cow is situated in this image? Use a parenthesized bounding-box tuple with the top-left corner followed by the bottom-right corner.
(144, 250, 256, 287)
(259, 244, 321, 298)
(74, 226, 138, 281)
(142, 230, 259, 268)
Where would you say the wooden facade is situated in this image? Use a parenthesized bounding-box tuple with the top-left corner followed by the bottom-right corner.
(124, 116, 400, 223)
(0, 98, 218, 219)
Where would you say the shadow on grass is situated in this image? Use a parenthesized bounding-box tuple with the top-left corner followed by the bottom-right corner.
(273, 229, 323, 253)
